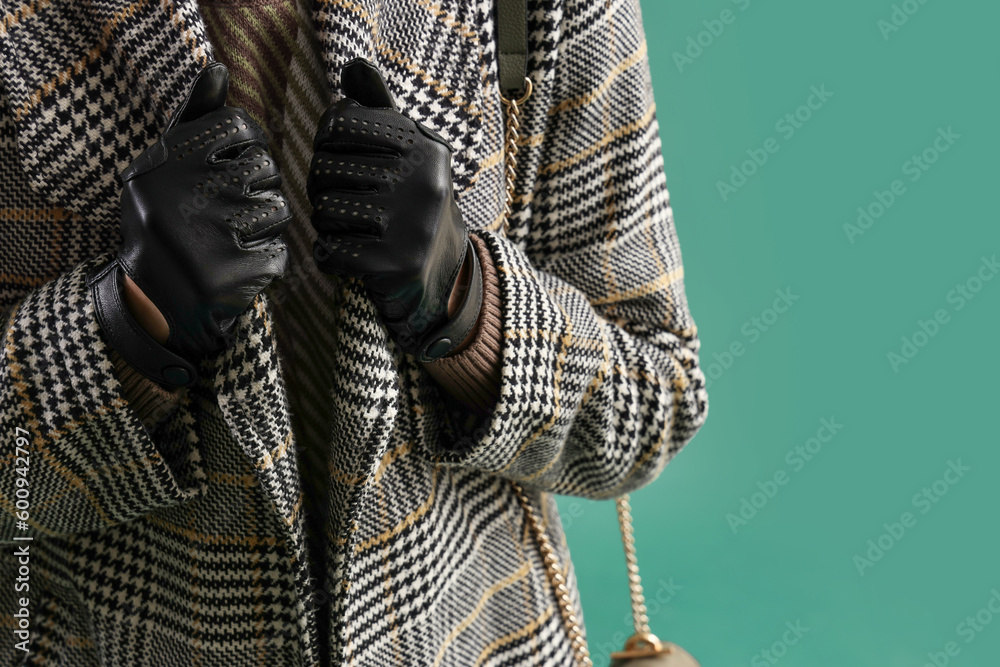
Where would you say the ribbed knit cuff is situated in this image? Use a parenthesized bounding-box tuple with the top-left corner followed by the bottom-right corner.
(422, 233, 503, 417)
(108, 348, 185, 431)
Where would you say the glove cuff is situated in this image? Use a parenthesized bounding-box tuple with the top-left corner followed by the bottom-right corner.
(417, 237, 483, 362)
(87, 260, 198, 389)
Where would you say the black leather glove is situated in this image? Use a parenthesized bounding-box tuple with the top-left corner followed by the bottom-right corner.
(308, 58, 482, 362)
(87, 63, 291, 388)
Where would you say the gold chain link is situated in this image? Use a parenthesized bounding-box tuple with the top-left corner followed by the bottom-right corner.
(511, 481, 593, 667)
(499, 78, 533, 237)
(616, 495, 650, 635)
(512, 485, 652, 665)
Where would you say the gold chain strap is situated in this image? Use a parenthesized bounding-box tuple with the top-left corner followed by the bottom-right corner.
(511, 482, 593, 667)
(612, 496, 700, 665)
(616, 496, 651, 635)
(514, 483, 690, 666)
(499, 78, 533, 237)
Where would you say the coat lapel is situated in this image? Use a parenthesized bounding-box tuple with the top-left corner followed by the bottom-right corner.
(321, 278, 400, 543)
(209, 296, 310, 547)
(307, 4, 499, 651)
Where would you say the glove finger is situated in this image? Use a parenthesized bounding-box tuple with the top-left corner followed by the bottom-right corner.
(311, 193, 387, 236)
(312, 233, 382, 277)
(167, 107, 264, 160)
(314, 103, 416, 155)
(245, 236, 290, 281)
(313, 98, 361, 149)
(309, 152, 399, 195)
(207, 144, 282, 216)
(340, 58, 397, 110)
(223, 144, 282, 194)
(235, 190, 292, 243)
(203, 110, 270, 163)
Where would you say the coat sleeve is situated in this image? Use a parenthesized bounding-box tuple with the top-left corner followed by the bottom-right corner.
(0, 82, 208, 543)
(424, 0, 708, 500)
(0, 257, 210, 544)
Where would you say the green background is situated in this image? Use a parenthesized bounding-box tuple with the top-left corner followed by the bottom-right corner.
(556, 1, 1000, 665)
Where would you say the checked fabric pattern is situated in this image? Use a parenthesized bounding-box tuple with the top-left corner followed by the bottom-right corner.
(0, 0, 708, 665)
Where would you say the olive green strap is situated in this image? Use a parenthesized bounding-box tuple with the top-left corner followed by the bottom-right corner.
(496, 0, 528, 96)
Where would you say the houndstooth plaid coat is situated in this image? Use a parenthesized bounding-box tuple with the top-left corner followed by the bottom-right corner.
(0, 0, 708, 664)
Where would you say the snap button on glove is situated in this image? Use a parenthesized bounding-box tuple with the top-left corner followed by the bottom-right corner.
(88, 63, 291, 387)
(309, 58, 481, 362)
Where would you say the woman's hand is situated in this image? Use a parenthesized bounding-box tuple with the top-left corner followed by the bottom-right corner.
(89, 62, 291, 386)
(308, 58, 481, 362)
(122, 275, 169, 345)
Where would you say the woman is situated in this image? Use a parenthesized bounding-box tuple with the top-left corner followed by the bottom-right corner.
(0, 0, 708, 664)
